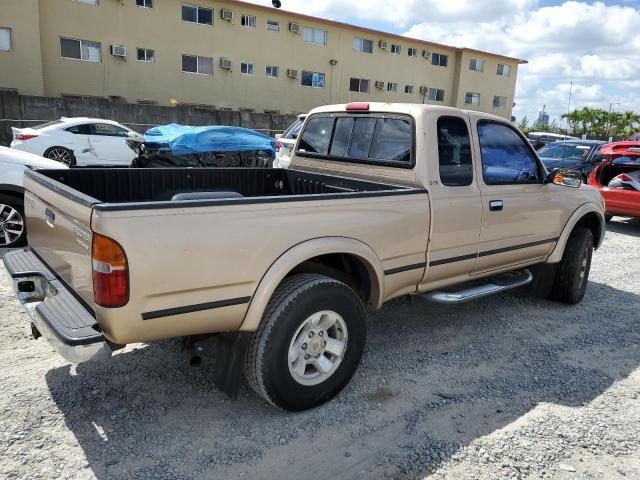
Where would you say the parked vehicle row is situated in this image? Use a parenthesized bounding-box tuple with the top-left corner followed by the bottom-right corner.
(3, 102, 606, 411)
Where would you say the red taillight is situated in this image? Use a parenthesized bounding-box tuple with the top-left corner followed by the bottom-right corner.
(92, 234, 129, 308)
(617, 174, 633, 182)
(346, 102, 370, 111)
(275, 141, 281, 153)
(16, 134, 38, 141)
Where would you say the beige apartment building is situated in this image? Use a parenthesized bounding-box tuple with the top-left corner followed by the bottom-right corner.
(0, 0, 526, 118)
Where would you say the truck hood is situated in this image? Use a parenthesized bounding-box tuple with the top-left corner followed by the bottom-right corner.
(0, 147, 69, 169)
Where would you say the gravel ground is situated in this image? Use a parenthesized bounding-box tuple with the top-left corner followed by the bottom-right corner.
(0, 218, 639, 480)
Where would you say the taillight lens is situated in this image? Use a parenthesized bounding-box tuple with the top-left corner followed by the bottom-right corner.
(617, 174, 633, 182)
(92, 234, 129, 308)
(275, 141, 281, 153)
(16, 134, 38, 141)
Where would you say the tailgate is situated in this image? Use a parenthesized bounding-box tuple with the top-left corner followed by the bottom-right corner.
(23, 172, 96, 306)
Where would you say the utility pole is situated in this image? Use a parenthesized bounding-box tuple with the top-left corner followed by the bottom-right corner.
(566, 81, 573, 134)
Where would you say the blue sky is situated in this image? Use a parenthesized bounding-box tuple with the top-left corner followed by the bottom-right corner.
(247, 0, 640, 126)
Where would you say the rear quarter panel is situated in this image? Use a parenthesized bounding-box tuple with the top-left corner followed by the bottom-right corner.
(92, 193, 430, 344)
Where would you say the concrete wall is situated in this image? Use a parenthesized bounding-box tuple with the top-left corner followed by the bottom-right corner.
(0, 0, 45, 96)
(0, 0, 524, 119)
(0, 90, 295, 146)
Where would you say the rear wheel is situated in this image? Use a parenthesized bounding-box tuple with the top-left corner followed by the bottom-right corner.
(44, 146, 75, 166)
(550, 227, 593, 305)
(245, 274, 367, 411)
(0, 194, 27, 248)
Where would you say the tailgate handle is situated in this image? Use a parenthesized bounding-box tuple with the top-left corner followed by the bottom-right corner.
(45, 208, 55, 224)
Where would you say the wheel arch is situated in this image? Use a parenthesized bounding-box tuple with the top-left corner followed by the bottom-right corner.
(239, 237, 384, 332)
(547, 203, 605, 264)
(0, 184, 25, 197)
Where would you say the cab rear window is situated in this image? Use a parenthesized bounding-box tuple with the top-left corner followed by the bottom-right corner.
(297, 114, 414, 167)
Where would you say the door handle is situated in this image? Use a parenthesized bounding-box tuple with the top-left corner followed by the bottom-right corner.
(489, 200, 504, 212)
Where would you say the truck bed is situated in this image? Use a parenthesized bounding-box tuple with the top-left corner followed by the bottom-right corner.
(26, 168, 416, 210)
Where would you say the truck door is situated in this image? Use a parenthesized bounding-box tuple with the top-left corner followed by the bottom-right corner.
(420, 115, 482, 287)
(470, 117, 565, 274)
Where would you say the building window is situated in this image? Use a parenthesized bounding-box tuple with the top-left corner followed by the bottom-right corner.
(136, 0, 153, 8)
(182, 4, 213, 25)
(497, 64, 511, 76)
(493, 96, 508, 108)
(431, 52, 448, 67)
(74, 0, 98, 5)
(349, 78, 370, 93)
(266, 19, 280, 31)
(304, 27, 327, 46)
(137, 48, 155, 62)
(408, 47, 417, 58)
(240, 62, 255, 75)
(182, 54, 213, 75)
(427, 88, 445, 102)
(241, 15, 256, 28)
(387, 82, 398, 93)
(465, 92, 481, 106)
(405, 85, 414, 94)
(390, 44, 401, 55)
(0, 28, 12, 51)
(469, 58, 484, 72)
(265, 65, 279, 77)
(352, 37, 373, 53)
(60, 38, 101, 62)
(301, 71, 325, 88)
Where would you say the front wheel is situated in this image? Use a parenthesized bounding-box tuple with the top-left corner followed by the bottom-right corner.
(550, 227, 593, 305)
(244, 274, 367, 411)
(44, 146, 76, 166)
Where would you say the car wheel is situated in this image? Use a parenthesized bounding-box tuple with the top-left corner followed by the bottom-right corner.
(0, 194, 27, 248)
(604, 214, 613, 223)
(550, 227, 593, 305)
(245, 273, 367, 411)
(44, 147, 76, 166)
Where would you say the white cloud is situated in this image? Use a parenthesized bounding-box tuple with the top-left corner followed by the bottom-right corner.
(244, 0, 640, 124)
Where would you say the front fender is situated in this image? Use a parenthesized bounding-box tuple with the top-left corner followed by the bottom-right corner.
(546, 202, 605, 264)
(239, 237, 385, 332)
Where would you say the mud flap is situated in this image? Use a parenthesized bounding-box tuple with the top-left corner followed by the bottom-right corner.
(213, 332, 251, 399)
(528, 263, 558, 298)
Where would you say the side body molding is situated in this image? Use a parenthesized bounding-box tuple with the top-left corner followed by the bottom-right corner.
(546, 203, 605, 264)
(239, 237, 385, 332)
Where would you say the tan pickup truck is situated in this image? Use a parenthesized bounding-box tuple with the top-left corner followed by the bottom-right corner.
(3, 103, 605, 411)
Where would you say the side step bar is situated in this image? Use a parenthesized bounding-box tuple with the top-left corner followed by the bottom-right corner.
(423, 269, 533, 304)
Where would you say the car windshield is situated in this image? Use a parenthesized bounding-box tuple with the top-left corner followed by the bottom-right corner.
(31, 120, 64, 130)
(283, 118, 304, 140)
(538, 143, 593, 160)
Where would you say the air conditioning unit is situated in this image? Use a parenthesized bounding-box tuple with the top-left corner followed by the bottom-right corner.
(287, 68, 298, 78)
(419, 86, 429, 95)
(379, 40, 388, 50)
(375, 80, 385, 89)
(220, 58, 232, 70)
(422, 50, 431, 59)
(220, 9, 233, 21)
(289, 22, 300, 33)
(110, 45, 127, 58)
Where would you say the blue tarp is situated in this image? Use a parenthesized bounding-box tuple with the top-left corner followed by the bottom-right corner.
(144, 124, 276, 157)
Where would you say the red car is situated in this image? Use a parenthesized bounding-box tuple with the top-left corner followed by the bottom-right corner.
(588, 141, 640, 221)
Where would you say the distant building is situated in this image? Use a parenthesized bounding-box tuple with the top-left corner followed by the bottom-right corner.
(0, 0, 526, 117)
(535, 107, 550, 128)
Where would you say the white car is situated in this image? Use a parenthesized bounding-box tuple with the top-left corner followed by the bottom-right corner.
(0, 147, 68, 248)
(274, 114, 306, 168)
(11, 117, 142, 166)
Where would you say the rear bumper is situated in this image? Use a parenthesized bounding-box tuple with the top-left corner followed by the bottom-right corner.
(3, 248, 115, 364)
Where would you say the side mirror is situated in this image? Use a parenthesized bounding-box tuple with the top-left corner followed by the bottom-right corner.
(546, 168, 582, 188)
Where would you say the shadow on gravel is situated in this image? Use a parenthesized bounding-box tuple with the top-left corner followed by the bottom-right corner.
(44, 280, 640, 480)
(606, 217, 640, 238)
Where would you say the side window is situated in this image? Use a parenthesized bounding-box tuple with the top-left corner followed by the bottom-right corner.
(92, 123, 129, 137)
(298, 117, 333, 154)
(437, 117, 473, 186)
(66, 124, 92, 135)
(478, 122, 540, 185)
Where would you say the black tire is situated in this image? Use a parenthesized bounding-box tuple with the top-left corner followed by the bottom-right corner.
(44, 146, 76, 166)
(244, 274, 367, 411)
(604, 214, 613, 223)
(0, 193, 27, 248)
(550, 227, 593, 305)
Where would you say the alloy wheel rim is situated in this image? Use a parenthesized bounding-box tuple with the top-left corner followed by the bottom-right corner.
(0, 204, 24, 246)
(47, 148, 72, 166)
(287, 310, 348, 386)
